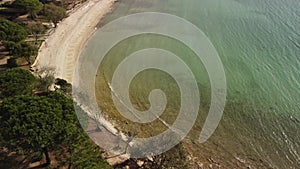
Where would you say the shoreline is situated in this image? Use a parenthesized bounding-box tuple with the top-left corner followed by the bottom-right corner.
(32, 0, 116, 83)
(32, 0, 131, 164)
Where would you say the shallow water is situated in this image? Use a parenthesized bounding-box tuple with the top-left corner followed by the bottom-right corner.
(84, 0, 299, 168)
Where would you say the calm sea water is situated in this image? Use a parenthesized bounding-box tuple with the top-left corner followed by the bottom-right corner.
(85, 0, 299, 168)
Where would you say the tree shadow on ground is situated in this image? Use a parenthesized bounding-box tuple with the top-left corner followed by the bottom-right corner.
(0, 149, 28, 169)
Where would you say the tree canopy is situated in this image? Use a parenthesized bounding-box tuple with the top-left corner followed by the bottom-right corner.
(0, 92, 112, 168)
(25, 22, 46, 42)
(12, 0, 43, 18)
(3, 41, 38, 64)
(0, 93, 71, 165)
(0, 95, 63, 149)
(0, 19, 28, 42)
(67, 132, 112, 169)
(42, 4, 67, 27)
(0, 68, 36, 98)
(26, 22, 46, 35)
(16, 41, 38, 64)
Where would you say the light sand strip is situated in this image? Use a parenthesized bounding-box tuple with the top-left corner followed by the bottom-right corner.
(32, 0, 116, 83)
(32, 0, 132, 163)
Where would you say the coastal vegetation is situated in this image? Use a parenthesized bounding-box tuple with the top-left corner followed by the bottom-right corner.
(0, 1, 113, 168)
(0, 68, 190, 168)
(0, 0, 193, 168)
(0, 68, 35, 98)
(25, 22, 46, 43)
(42, 3, 67, 27)
(0, 0, 67, 68)
(4, 40, 38, 64)
(0, 18, 27, 42)
(0, 68, 112, 168)
(12, 0, 43, 19)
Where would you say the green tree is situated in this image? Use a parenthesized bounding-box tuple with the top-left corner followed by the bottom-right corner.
(0, 19, 28, 42)
(43, 4, 67, 27)
(0, 93, 112, 168)
(14, 41, 38, 64)
(45, 93, 111, 168)
(0, 68, 36, 98)
(13, 0, 43, 19)
(2, 41, 18, 55)
(3, 41, 38, 64)
(0, 95, 66, 166)
(55, 78, 72, 96)
(25, 22, 46, 43)
(67, 132, 112, 169)
(36, 68, 55, 92)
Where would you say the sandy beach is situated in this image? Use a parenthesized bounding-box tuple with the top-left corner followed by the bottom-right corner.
(31, 0, 132, 164)
(32, 0, 115, 82)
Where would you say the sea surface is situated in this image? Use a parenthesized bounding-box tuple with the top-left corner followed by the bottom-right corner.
(82, 0, 299, 168)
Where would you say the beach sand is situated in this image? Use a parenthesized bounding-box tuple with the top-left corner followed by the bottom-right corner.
(32, 0, 116, 83)
(32, 0, 132, 165)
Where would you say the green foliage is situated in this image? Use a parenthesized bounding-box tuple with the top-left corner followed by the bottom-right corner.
(13, 0, 43, 18)
(25, 22, 46, 42)
(36, 68, 55, 92)
(3, 41, 38, 64)
(74, 104, 89, 131)
(26, 22, 46, 35)
(0, 92, 112, 168)
(44, 94, 110, 168)
(0, 92, 76, 166)
(2, 41, 18, 55)
(0, 95, 65, 153)
(0, 19, 28, 42)
(0, 68, 36, 98)
(19, 42, 38, 64)
(55, 78, 72, 96)
(55, 78, 69, 87)
(42, 4, 67, 27)
(68, 133, 112, 169)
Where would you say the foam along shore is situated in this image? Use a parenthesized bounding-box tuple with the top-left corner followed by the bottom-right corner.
(32, 0, 116, 83)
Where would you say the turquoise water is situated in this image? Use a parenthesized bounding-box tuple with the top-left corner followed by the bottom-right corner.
(90, 0, 299, 168)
